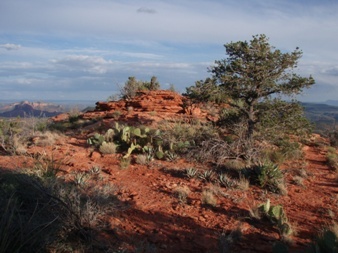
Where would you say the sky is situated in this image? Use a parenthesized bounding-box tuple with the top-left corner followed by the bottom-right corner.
(0, 0, 338, 103)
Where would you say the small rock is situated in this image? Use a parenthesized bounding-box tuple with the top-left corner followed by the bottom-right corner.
(198, 216, 206, 222)
(90, 151, 101, 160)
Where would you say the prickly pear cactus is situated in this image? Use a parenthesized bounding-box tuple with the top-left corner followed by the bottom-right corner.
(258, 199, 270, 214)
(268, 205, 284, 221)
(87, 133, 105, 147)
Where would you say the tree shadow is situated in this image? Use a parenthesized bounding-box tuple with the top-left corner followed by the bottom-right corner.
(0, 167, 126, 252)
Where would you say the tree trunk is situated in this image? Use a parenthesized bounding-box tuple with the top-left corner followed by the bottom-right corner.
(247, 103, 255, 139)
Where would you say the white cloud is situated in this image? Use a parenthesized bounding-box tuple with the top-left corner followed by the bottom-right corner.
(0, 43, 21, 50)
(0, 0, 338, 101)
(137, 7, 157, 14)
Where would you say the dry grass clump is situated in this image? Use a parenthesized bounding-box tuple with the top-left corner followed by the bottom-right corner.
(236, 175, 250, 191)
(135, 154, 150, 165)
(31, 131, 63, 147)
(327, 147, 338, 171)
(173, 185, 191, 204)
(201, 189, 217, 207)
(99, 141, 117, 154)
(292, 176, 305, 187)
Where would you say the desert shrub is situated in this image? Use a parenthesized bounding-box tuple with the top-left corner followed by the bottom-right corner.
(0, 153, 119, 252)
(191, 136, 261, 166)
(236, 175, 250, 190)
(31, 153, 62, 180)
(184, 167, 199, 179)
(173, 185, 191, 204)
(0, 119, 23, 154)
(242, 162, 285, 194)
(198, 169, 216, 182)
(99, 141, 117, 154)
(159, 120, 219, 155)
(0, 172, 60, 253)
(30, 131, 62, 147)
(217, 173, 237, 188)
(275, 138, 304, 161)
(120, 157, 131, 169)
(329, 131, 338, 148)
(313, 223, 338, 253)
(135, 154, 149, 165)
(327, 147, 338, 171)
(201, 189, 217, 207)
(120, 76, 160, 99)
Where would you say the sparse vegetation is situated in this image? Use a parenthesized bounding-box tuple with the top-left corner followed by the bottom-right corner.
(4, 34, 338, 252)
(201, 189, 217, 207)
(173, 185, 191, 204)
(327, 147, 338, 171)
(184, 167, 199, 179)
(242, 161, 285, 194)
(99, 141, 117, 154)
(120, 76, 160, 99)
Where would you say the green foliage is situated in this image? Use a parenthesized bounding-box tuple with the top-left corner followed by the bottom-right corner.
(264, 138, 304, 164)
(87, 133, 105, 148)
(329, 131, 338, 148)
(304, 224, 338, 253)
(217, 173, 237, 188)
(272, 241, 289, 253)
(184, 167, 199, 179)
(99, 141, 117, 154)
(198, 169, 215, 182)
(184, 77, 227, 103)
(315, 228, 338, 253)
(326, 147, 338, 171)
(120, 76, 160, 99)
(257, 99, 312, 141)
(120, 157, 131, 169)
(257, 199, 293, 237)
(159, 120, 219, 155)
(87, 122, 168, 160)
(186, 34, 314, 140)
(243, 162, 284, 193)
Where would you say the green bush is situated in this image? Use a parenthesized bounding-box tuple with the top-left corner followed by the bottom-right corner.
(242, 162, 285, 193)
(327, 147, 338, 171)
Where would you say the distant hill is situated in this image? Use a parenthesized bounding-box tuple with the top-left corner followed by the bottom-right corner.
(0, 101, 64, 118)
(302, 102, 338, 132)
(324, 100, 338, 107)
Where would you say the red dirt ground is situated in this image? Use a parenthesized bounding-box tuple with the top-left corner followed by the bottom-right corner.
(0, 129, 337, 252)
(1, 91, 337, 252)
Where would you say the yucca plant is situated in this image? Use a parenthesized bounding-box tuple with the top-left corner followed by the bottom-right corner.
(184, 167, 198, 179)
(198, 169, 215, 182)
(243, 161, 284, 193)
(218, 173, 237, 188)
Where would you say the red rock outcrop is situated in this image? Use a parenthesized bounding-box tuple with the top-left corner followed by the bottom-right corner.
(96, 90, 186, 113)
(53, 90, 223, 124)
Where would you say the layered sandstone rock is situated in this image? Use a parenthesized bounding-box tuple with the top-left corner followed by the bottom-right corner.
(53, 90, 222, 124)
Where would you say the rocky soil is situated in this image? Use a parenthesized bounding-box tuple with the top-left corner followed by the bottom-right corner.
(1, 91, 337, 252)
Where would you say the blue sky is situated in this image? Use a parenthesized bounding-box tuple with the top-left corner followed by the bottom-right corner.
(0, 0, 338, 102)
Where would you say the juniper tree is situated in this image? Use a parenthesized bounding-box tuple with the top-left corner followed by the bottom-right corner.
(201, 34, 314, 139)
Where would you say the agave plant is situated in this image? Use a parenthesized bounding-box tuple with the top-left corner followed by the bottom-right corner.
(184, 167, 198, 179)
(198, 169, 215, 182)
(218, 173, 237, 188)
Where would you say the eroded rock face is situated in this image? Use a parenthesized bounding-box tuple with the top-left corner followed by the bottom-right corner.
(83, 91, 192, 123)
(53, 90, 221, 124)
(96, 90, 186, 114)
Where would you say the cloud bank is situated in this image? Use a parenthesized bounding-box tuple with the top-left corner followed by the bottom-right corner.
(0, 0, 337, 102)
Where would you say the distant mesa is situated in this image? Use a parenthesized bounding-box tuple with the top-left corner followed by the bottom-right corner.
(0, 101, 63, 118)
